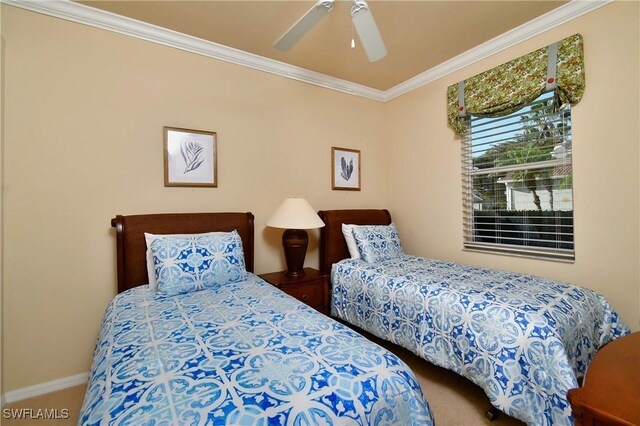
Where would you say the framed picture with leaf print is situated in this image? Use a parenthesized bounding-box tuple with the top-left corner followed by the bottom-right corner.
(164, 127, 217, 187)
(331, 147, 361, 191)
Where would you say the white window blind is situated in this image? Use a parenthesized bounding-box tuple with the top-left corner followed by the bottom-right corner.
(462, 91, 574, 261)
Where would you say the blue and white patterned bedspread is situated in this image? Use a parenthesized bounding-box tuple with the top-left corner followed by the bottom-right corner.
(331, 256, 630, 426)
(79, 273, 433, 426)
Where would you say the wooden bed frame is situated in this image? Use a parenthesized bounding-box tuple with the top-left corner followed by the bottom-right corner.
(111, 212, 254, 294)
(317, 209, 391, 274)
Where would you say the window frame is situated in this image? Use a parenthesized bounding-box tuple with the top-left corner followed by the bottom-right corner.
(461, 91, 575, 262)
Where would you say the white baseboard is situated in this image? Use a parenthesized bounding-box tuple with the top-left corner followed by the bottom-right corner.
(2, 372, 89, 405)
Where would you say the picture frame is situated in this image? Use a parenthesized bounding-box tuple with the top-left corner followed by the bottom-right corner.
(164, 126, 217, 187)
(331, 147, 361, 191)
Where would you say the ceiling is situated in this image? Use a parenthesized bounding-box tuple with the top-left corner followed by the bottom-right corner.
(77, 1, 567, 91)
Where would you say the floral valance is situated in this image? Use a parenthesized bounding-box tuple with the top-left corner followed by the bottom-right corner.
(447, 33, 585, 135)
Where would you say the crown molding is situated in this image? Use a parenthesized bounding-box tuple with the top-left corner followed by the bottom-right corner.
(2, 0, 387, 101)
(3, 0, 612, 103)
(382, 0, 613, 101)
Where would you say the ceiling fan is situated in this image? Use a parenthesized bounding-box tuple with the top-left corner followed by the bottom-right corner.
(274, 0, 387, 62)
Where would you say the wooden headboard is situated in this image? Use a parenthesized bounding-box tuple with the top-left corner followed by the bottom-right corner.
(111, 212, 254, 293)
(317, 209, 392, 274)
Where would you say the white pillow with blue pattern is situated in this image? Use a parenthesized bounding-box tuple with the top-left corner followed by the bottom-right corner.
(351, 223, 404, 263)
(144, 232, 221, 290)
(145, 230, 247, 297)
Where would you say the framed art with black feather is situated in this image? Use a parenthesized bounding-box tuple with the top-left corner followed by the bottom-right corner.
(331, 146, 360, 191)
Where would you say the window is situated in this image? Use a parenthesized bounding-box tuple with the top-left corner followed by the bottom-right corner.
(462, 91, 574, 261)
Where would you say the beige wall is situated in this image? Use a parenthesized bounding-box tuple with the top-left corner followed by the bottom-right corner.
(1, 6, 388, 392)
(2, 1, 639, 395)
(385, 1, 639, 332)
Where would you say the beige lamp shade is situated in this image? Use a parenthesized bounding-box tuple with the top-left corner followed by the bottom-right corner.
(266, 198, 325, 230)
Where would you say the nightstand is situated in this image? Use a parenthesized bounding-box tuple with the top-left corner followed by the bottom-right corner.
(259, 268, 330, 315)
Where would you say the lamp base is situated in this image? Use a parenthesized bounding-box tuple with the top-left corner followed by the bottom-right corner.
(282, 229, 308, 277)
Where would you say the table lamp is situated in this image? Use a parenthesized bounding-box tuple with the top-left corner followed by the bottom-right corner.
(266, 198, 325, 277)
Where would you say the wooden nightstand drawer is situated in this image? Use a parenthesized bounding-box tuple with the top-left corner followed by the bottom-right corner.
(259, 268, 329, 315)
(281, 281, 324, 307)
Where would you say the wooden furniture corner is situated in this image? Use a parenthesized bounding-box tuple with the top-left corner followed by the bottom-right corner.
(567, 332, 640, 426)
(259, 268, 330, 315)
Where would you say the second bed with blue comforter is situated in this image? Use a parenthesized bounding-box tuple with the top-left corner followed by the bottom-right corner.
(331, 255, 629, 426)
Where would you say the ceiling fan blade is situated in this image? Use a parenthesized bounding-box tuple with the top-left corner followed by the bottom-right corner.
(274, 0, 334, 51)
(350, 0, 387, 62)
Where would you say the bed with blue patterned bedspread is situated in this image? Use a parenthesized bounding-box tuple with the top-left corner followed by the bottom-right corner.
(79, 273, 434, 426)
(331, 255, 629, 426)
